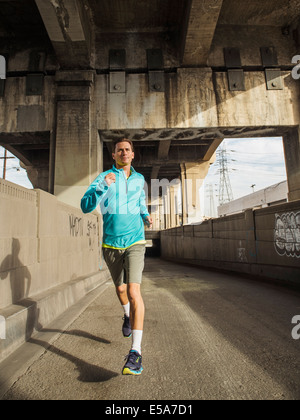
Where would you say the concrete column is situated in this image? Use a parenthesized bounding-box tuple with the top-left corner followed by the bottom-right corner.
(159, 197, 164, 230)
(54, 70, 101, 208)
(283, 128, 300, 202)
(149, 194, 160, 231)
(180, 166, 188, 225)
(169, 185, 176, 228)
(166, 187, 171, 229)
(169, 182, 181, 228)
(162, 194, 166, 230)
(162, 191, 171, 229)
(20, 163, 49, 192)
(174, 182, 180, 227)
(180, 161, 212, 225)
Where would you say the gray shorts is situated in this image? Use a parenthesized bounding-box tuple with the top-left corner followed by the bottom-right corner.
(103, 244, 146, 287)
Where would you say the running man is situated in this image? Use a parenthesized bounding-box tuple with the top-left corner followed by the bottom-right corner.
(81, 138, 153, 375)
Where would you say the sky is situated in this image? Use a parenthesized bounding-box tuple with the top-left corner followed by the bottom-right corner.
(0, 146, 33, 189)
(201, 137, 287, 217)
(1, 137, 287, 211)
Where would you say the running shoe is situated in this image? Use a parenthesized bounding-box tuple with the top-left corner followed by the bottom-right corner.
(122, 350, 143, 375)
(122, 315, 132, 338)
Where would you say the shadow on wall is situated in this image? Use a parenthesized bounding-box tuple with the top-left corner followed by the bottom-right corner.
(0, 238, 119, 383)
(0, 238, 31, 304)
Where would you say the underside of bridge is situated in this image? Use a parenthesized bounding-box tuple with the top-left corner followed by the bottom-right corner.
(2, 0, 300, 377)
(0, 0, 300, 219)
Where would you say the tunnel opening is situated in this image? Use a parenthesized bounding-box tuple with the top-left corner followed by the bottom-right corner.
(0, 145, 33, 189)
(201, 136, 288, 219)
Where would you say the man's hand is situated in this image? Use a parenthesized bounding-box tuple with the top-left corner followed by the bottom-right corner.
(144, 216, 153, 228)
(105, 173, 116, 187)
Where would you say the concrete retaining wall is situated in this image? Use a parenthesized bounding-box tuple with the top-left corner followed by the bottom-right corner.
(161, 200, 300, 286)
(0, 179, 110, 362)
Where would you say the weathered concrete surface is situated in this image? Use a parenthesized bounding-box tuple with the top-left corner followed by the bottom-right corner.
(0, 179, 110, 362)
(161, 200, 300, 286)
(1, 0, 300, 201)
(1, 259, 300, 401)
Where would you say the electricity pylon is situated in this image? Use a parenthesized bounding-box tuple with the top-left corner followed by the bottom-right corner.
(205, 183, 217, 218)
(217, 144, 234, 205)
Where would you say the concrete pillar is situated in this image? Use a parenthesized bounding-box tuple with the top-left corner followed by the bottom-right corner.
(181, 166, 188, 225)
(180, 161, 212, 225)
(54, 70, 102, 208)
(166, 187, 171, 229)
(162, 191, 170, 229)
(149, 194, 160, 231)
(159, 197, 164, 230)
(169, 185, 176, 228)
(169, 182, 181, 228)
(20, 163, 49, 192)
(283, 128, 300, 202)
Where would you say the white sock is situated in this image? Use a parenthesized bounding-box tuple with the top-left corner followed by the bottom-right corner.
(131, 330, 143, 355)
(122, 302, 130, 317)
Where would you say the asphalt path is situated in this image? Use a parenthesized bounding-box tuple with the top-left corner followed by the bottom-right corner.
(2, 259, 300, 400)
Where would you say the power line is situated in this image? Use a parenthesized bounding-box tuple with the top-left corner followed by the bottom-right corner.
(230, 150, 283, 156)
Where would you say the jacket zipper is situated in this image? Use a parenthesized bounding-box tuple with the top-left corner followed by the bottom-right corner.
(122, 170, 128, 194)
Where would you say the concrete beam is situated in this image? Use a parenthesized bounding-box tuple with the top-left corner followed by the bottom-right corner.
(181, 0, 223, 66)
(151, 140, 172, 179)
(158, 140, 171, 159)
(151, 164, 161, 180)
(202, 138, 223, 161)
(35, 0, 92, 69)
(137, 144, 210, 166)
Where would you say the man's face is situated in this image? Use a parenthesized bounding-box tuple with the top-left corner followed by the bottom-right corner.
(112, 141, 134, 168)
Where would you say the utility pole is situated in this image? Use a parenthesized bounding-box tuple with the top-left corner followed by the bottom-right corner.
(0, 147, 15, 179)
(217, 144, 234, 205)
(3, 147, 7, 179)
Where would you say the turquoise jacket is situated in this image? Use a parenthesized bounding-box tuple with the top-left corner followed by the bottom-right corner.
(81, 166, 150, 249)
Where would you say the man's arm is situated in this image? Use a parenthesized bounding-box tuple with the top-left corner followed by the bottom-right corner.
(81, 173, 113, 214)
(139, 182, 153, 227)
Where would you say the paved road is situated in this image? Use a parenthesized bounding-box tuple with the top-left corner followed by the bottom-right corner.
(2, 259, 300, 400)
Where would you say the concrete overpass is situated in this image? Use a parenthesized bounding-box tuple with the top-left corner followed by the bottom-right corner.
(0, 0, 300, 396)
(0, 0, 300, 213)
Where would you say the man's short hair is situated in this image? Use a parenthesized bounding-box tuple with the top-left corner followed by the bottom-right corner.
(113, 138, 134, 152)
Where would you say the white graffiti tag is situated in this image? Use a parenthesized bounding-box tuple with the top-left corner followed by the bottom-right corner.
(274, 212, 300, 258)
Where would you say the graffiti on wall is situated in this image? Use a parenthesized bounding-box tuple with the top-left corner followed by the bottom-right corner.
(274, 211, 300, 258)
(69, 214, 98, 251)
(69, 215, 83, 237)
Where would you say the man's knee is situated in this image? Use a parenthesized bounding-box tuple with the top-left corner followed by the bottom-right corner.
(116, 284, 127, 296)
(127, 284, 142, 303)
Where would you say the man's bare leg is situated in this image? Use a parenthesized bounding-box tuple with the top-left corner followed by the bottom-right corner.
(116, 284, 128, 306)
(127, 283, 144, 355)
(127, 283, 144, 330)
(116, 284, 131, 337)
